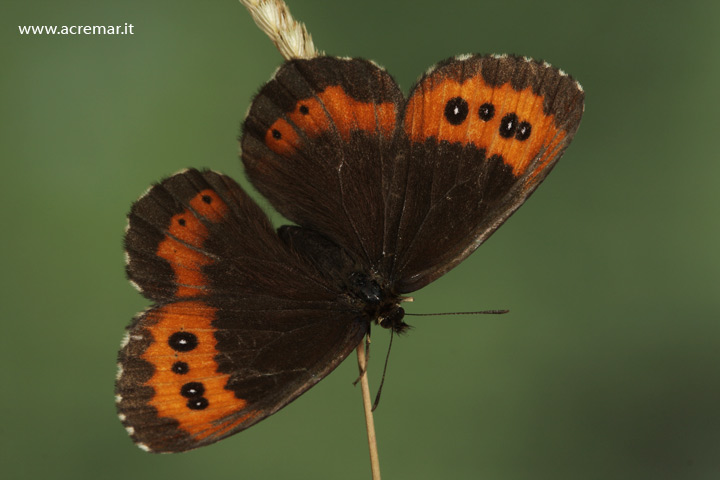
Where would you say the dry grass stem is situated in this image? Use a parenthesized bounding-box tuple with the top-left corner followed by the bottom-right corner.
(238, 0, 320, 60)
(356, 341, 382, 480)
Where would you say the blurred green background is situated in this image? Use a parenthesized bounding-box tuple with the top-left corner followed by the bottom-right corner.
(2, 0, 719, 478)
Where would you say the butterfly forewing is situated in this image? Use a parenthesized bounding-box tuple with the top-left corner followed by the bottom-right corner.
(389, 54, 584, 292)
(241, 57, 404, 267)
(240, 55, 583, 294)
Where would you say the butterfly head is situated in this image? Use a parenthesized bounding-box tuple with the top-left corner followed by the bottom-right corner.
(377, 305, 408, 334)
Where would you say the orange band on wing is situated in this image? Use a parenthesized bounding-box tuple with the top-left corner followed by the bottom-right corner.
(141, 301, 251, 439)
(156, 189, 230, 297)
(404, 77, 565, 177)
(265, 85, 397, 156)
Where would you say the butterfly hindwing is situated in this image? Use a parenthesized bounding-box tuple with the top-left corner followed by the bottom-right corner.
(389, 54, 585, 292)
(117, 300, 367, 453)
(117, 301, 257, 452)
(117, 169, 368, 452)
(241, 57, 404, 267)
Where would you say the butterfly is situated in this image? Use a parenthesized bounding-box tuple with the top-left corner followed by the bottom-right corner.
(116, 54, 584, 453)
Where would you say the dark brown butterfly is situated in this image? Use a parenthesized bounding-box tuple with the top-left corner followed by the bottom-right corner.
(116, 54, 584, 452)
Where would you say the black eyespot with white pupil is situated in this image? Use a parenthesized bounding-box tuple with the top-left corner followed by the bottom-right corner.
(187, 397, 209, 410)
(272, 129, 282, 139)
(168, 332, 198, 352)
(181, 382, 205, 398)
(478, 103, 495, 121)
(172, 361, 189, 374)
(516, 121, 532, 141)
(444, 97, 469, 125)
(499, 113, 519, 138)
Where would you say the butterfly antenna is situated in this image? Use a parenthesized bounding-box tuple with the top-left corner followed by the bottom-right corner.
(405, 309, 509, 316)
(371, 329, 394, 412)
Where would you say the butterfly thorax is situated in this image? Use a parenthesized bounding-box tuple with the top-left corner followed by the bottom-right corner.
(277, 225, 409, 333)
(346, 271, 408, 334)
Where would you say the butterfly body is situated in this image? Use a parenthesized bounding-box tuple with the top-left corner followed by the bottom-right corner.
(117, 54, 583, 452)
(278, 224, 408, 332)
